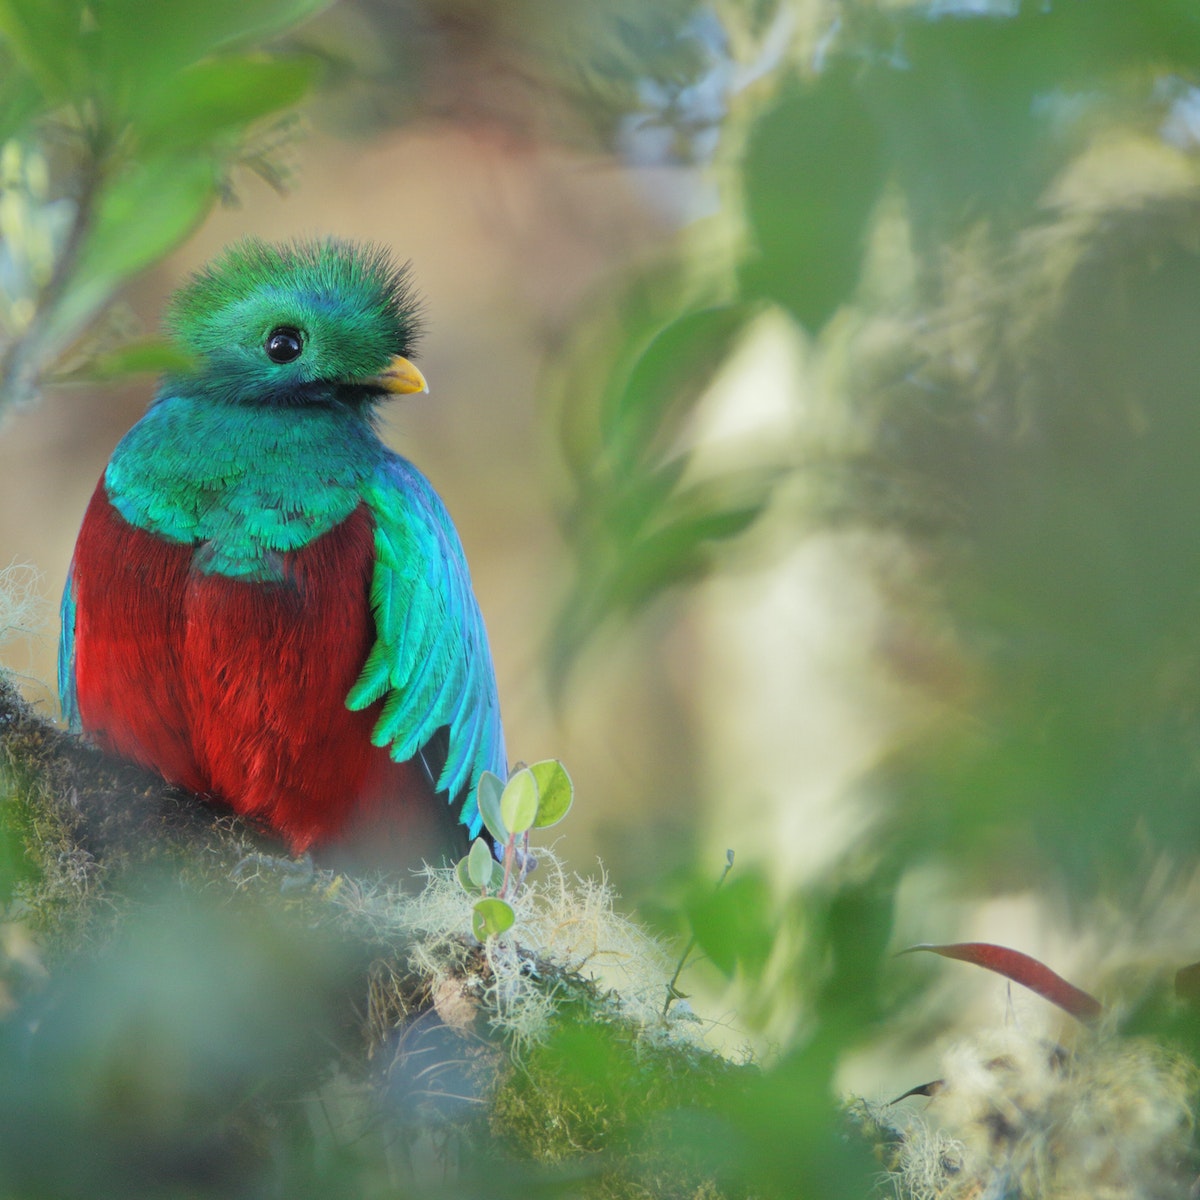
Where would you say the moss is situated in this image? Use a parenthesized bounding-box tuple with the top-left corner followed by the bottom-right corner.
(862, 1026, 1200, 1200)
(488, 995, 749, 1197)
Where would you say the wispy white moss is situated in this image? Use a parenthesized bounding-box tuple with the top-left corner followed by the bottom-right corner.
(0, 562, 44, 648)
(864, 1024, 1198, 1200)
(336, 850, 693, 1051)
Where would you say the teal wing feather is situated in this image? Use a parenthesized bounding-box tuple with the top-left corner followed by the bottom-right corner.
(58, 564, 81, 732)
(346, 455, 507, 835)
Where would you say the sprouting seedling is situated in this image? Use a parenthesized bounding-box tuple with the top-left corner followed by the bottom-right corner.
(663, 849, 735, 1019)
(455, 759, 574, 942)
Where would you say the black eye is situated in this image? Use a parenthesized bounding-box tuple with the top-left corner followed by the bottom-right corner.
(265, 327, 303, 364)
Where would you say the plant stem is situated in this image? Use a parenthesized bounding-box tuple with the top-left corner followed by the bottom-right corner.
(662, 849, 735, 1018)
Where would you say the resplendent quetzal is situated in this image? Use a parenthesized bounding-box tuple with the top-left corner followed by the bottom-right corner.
(58, 238, 507, 869)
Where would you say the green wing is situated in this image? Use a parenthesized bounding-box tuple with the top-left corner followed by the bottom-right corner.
(346, 454, 506, 834)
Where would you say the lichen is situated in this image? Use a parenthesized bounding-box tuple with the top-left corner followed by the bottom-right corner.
(859, 1024, 1200, 1200)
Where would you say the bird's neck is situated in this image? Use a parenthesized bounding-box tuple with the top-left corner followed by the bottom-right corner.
(104, 394, 384, 581)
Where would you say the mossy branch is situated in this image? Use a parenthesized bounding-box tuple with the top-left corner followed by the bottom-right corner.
(0, 672, 751, 1198)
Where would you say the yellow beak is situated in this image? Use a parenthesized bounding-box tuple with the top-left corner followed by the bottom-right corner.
(365, 355, 428, 395)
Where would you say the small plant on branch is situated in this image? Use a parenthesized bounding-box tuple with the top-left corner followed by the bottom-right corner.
(455, 760, 573, 941)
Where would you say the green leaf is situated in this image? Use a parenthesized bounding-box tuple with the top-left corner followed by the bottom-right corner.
(741, 64, 885, 330)
(685, 871, 775, 981)
(133, 54, 317, 154)
(0, 0, 89, 103)
(93, 0, 332, 109)
(0, 57, 42, 145)
(52, 154, 216, 349)
(466, 838, 494, 890)
(472, 898, 515, 942)
(476, 771, 508, 843)
(529, 760, 573, 828)
(604, 304, 756, 471)
(53, 337, 193, 383)
(500, 768, 539, 836)
(454, 855, 473, 894)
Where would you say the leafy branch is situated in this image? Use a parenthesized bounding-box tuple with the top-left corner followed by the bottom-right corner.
(0, 0, 330, 411)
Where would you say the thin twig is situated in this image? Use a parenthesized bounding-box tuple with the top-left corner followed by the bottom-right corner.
(662, 848, 734, 1018)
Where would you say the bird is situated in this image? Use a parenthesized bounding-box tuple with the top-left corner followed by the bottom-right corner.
(58, 237, 507, 871)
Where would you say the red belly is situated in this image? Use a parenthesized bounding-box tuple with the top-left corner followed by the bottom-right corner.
(71, 481, 458, 865)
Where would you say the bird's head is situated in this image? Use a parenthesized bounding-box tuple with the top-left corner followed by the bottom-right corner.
(165, 237, 427, 407)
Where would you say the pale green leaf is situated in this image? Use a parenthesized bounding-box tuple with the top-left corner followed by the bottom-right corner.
(529, 760, 574, 828)
(467, 838, 493, 889)
(500, 768, 538, 836)
(477, 771, 508, 844)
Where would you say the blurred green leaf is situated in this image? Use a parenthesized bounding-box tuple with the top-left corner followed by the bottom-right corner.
(608, 471, 779, 605)
(811, 880, 894, 1034)
(93, 0, 331, 109)
(717, 1040, 875, 1200)
(133, 54, 317, 154)
(0, 0, 88, 103)
(685, 870, 774, 981)
(741, 64, 885, 330)
(0, 57, 41, 144)
(52, 337, 193, 383)
(51, 153, 216, 347)
(0, 891, 355, 1196)
(603, 303, 757, 470)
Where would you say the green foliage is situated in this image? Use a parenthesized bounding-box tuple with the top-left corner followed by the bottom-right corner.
(457, 760, 575, 942)
(477, 769, 507, 841)
(529, 759, 573, 827)
(490, 1005, 754, 1195)
(685, 869, 773, 981)
(741, 64, 885, 330)
(472, 895, 516, 941)
(549, 274, 777, 677)
(0, 0, 328, 407)
(547, 1, 1200, 1194)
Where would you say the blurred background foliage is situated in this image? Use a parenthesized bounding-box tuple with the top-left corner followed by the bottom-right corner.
(5, 0, 1200, 1195)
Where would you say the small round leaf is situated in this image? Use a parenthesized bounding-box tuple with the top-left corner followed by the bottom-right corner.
(500, 768, 539, 836)
(529, 760, 574, 827)
(467, 838, 494, 889)
(472, 898, 515, 942)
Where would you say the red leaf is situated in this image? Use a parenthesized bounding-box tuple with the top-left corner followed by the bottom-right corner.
(901, 942, 1102, 1022)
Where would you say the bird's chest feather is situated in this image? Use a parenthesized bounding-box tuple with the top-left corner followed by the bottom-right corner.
(70, 465, 423, 854)
(103, 396, 382, 579)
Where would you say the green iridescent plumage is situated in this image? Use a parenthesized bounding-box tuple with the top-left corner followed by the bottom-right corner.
(61, 237, 505, 837)
(166, 238, 422, 407)
(106, 399, 379, 578)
